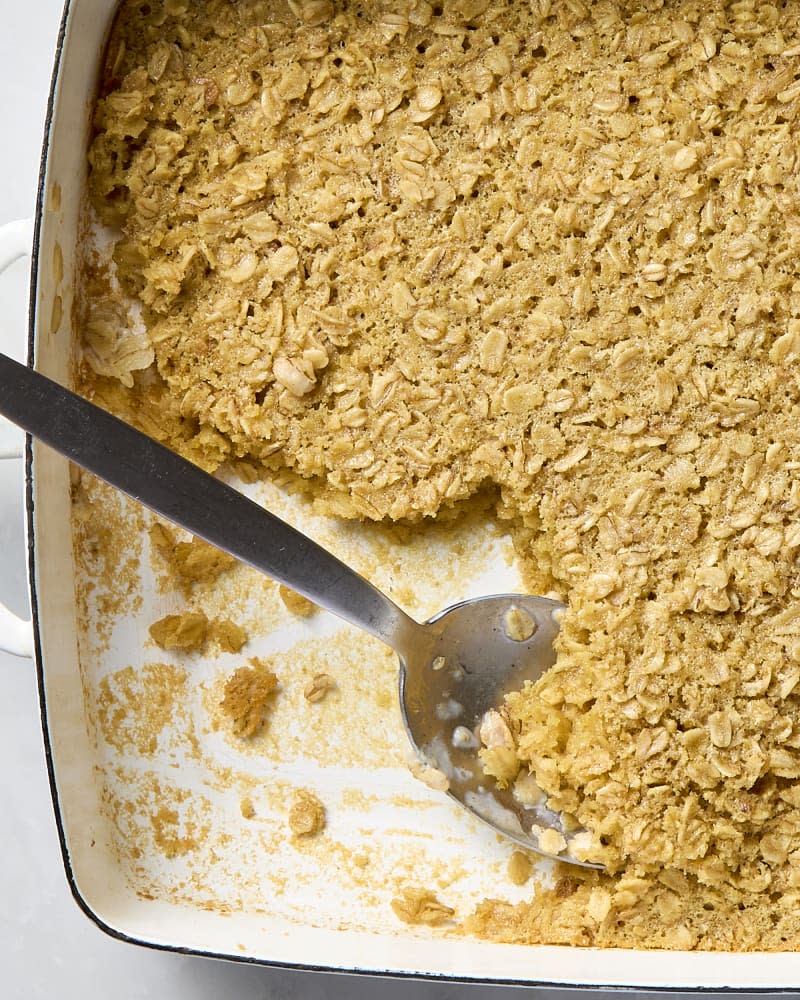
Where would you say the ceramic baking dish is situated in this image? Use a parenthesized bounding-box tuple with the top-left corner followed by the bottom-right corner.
(2, 0, 800, 988)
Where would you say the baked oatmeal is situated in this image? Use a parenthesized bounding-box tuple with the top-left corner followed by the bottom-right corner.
(84, 0, 800, 950)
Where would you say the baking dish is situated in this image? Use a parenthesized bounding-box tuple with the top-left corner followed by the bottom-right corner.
(3, 0, 800, 988)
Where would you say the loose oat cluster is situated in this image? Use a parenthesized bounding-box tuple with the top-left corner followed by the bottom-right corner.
(391, 886, 455, 926)
(288, 787, 327, 836)
(220, 659, 279, 736)
(87, 0, 800, 950)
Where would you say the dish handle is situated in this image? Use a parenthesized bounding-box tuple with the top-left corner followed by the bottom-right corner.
(0, 216, 34, 657)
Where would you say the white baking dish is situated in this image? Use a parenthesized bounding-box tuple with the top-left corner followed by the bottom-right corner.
(2, 0, 800, 988)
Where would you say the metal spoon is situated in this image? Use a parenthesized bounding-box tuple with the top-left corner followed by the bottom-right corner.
(0, 352, 597, 868)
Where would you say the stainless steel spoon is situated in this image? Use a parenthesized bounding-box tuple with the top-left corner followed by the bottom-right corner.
(0, 352, 597, 868)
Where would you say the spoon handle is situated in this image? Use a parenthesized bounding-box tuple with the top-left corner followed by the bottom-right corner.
(0, 352, 422, 651)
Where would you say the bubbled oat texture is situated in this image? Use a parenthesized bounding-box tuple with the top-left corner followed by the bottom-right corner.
(87, 0, 800, 950)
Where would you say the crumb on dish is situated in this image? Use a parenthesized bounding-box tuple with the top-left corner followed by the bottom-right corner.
(220, 660, 278, 738)
(391, 887, 455, 927)
(303, 672, 336, 703)
(149, 611, 208, 651)
(288, 788, 326, 837)
(149, 610, 247, 653)
(149, 524, 236, 588)
(507, 851, 533, 887)
(279, 585, 318, 617)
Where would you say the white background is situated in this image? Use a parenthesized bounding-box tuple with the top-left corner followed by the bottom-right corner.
(0, 2, 771, 998)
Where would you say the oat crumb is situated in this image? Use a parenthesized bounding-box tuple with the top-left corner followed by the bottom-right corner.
(504, 605, 537, 642)
(304, 672, 335, 703)
(407, 755, 450, 793)
(149, 611, 208, 651)
(220, 660, 278, 738)
(149, 611, 246, 653)
(391, 888, 455, 927)
(279, 585, 317, 617)
(288, 788, 326, 837)
(507, 851, 533, 887)
(210, 618, 248, 653)
(478, 709, 519, 788)
(538, 829, 567, 856)
(150, 524, 235, 588)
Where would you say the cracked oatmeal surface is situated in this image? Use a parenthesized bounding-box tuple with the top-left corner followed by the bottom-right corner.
(85, 0, 800, 950)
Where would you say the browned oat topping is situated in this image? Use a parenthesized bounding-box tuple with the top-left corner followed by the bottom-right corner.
(86, 0, 800, 951)
(212, 618, 249, 653)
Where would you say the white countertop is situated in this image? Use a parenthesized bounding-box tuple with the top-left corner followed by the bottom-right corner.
(0, 3, 764, 997)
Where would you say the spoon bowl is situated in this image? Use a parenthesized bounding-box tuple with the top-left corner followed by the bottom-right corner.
(0, 351, 598, 868)
(400, 593, 584, 857)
